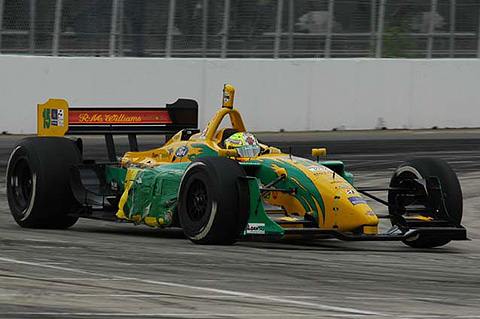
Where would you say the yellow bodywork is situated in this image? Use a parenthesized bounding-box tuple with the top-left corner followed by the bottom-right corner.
(120, 85, 379, 234)
(117, 168, 140, 220)
(257, 156, 378, 233)
(121, 106, 249, 167)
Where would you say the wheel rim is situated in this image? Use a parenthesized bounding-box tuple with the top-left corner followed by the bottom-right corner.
(186, 179, 208, 222)
(391, 169, 423, 209)
(389, 167, 427, 219)
(9, 157, 34, 216)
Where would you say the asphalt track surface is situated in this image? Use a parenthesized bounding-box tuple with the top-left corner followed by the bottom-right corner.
(1, 130, 480, 319)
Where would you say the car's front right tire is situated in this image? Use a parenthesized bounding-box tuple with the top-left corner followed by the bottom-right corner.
(388, 157, 462, 248)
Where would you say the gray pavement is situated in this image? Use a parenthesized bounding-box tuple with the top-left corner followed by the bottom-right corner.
(1, 132, 480, 318)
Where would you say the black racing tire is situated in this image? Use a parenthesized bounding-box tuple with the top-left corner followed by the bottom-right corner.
(6, 137, 82, 229)
(178, 156, 248, 245)
(388, 157, 462, 248)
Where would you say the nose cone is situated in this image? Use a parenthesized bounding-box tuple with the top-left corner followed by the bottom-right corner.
(295, 160, 379, 232)
(323, 188, 379, 232)
(255, 156, 379, 232)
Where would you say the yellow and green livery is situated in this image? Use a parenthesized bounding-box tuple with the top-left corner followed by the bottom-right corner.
(6, 85, 467, 248)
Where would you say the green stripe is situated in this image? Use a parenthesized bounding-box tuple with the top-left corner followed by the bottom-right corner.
(253, 157, 326, 224)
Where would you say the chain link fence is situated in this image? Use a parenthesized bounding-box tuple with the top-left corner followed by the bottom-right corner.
(0, 0, 479, 58)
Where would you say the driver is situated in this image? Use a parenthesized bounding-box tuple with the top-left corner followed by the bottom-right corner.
(224, 132, 261, 158)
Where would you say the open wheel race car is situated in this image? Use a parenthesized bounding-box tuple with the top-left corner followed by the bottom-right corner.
(6, 85, 467, 248)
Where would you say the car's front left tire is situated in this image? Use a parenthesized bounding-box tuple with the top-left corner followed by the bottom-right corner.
(177, 156, 249, 245)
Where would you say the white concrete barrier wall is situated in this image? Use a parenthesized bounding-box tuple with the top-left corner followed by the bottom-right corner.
(0, 56, 479, 134)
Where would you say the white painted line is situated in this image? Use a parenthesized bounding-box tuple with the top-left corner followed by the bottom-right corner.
(0, 293, 324, 299)
(0, 277, 128, 281)
(398, 316, 480, 319)
(345, 296, 452, 302)
(25, 238, 71, 243)
(0, 294, 175, 298)
(0, 257, 386, 316)
(0, 313, 347, 318)
(0, 293, 260, 299)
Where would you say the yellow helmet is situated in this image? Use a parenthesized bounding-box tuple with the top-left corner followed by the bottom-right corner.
(224, 132, 261, 158)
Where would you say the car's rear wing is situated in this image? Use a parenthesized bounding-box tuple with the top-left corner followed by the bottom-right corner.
(37, 98, 198, 161)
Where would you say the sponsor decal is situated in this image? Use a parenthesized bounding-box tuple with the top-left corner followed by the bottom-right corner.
(348, 196, 366, 205)
(308, 166, 330, 175)
(175, 146, 189, 158)
(110, 181, 118, 191)
(365, 211, 376, 216)
(199, 127, 208, 139)
(223, 91, 231, 103)
(337, 185, 351, 188)
(51, 109, 64, 126)
(246, 223, 265, 234)
(155, 152, 169, 158)
(42, 108, 64, 128)
(226, 138, 243, 146)
(69, 110, 172, 124)
(164, 211, 172, 224)
(346, 189, 355, 195)
(245, 134, 255, 145)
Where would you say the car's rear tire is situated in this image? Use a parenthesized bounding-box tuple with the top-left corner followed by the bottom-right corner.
(6, 137, 82, 229)
(178, 156, 249, 245)
(388, 157, 462, 248)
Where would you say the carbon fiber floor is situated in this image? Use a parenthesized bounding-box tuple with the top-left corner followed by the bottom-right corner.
(1, 131, 479, 319)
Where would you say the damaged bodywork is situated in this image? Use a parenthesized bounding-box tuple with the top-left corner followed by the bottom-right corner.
(6, 85, 467, 248)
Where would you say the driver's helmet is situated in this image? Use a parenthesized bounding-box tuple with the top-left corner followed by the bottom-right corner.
(224, 132, 261, 158)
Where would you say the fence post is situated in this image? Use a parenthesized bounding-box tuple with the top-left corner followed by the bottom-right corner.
(0, 0, 5, 51)
(29, 0, 36, 54)
(370, 0, 377, 55)
(166, 0, 176, 57)
(325, 0, 334, 58)
(118, 0, 124, 56)
(109, 0, 120, 57)
(375, 0, 386, 58)
(288, 0, 294, 58)
(52, 0, 63, 56)
(449, 0, 455, 58)
(427, 0, 438, 58)
(202, 0, 208, 57)
(274, 0, 284, 58)
(221, 0, 231, 59)
(477, 2, 480, 58)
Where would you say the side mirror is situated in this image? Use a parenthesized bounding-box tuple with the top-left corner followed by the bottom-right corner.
(218, 148, 238, 158)
(311, 148, 327, 157)
(311, 148, 327, 162)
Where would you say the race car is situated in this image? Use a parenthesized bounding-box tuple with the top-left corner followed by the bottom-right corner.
(6, 85, 467, 247)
